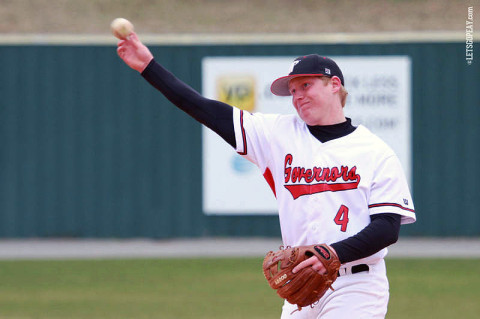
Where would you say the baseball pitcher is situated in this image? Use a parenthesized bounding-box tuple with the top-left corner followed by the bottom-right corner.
(116, 32, 416, 318)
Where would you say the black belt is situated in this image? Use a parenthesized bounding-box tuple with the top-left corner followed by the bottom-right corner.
(338, 264, 369, 276)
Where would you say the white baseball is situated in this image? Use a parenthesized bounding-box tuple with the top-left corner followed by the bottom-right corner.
(110, 18, 134, 39)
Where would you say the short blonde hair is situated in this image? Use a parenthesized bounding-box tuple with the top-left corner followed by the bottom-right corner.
(320, 76, 348, 107)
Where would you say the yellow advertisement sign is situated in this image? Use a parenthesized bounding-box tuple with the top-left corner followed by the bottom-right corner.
(216, 75, 256, 112)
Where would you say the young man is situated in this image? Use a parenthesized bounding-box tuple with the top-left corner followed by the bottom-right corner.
(116, 33, 416, 318)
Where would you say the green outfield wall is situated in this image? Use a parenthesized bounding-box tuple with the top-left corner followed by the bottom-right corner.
(0, 36, 478, 238)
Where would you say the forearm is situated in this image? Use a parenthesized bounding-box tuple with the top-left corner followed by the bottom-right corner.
(141, 59, 236, 148)
(330, 213, 401, 264)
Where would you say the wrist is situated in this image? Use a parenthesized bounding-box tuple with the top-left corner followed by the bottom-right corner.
(138, 57, 153, 73)
(329, 243, 343, 264)
(327, 244, 338, 258)
(139, 58, 154, 74)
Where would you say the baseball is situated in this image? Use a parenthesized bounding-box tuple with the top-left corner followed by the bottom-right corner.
(110, 18, 134, 39)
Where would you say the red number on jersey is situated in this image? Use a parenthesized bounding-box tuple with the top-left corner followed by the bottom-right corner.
(334, 205, 349, 232)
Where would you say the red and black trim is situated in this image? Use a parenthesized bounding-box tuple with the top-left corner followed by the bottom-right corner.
(368, 202, 415, 213)
(237, 110, 248, 155)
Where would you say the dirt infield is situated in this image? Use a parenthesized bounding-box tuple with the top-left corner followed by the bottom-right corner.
(0, 237, 479, 260)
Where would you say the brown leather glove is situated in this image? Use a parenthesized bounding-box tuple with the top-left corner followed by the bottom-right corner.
(263, 244, 341, 310)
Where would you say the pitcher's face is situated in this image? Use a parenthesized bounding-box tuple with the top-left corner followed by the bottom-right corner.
(289, 76, 337, 126)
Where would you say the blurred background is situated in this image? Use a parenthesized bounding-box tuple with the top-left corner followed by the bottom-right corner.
(0, 0, 478, 240)
(0, 0, 470, 34)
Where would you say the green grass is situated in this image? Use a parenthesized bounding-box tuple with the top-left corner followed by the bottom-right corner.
(0, 258, 479, 319)
(0, 258, 282, 319)
(387, 259, 480, 319)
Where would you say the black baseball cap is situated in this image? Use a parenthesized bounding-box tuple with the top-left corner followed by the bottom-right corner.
(270, 54, 344, 96)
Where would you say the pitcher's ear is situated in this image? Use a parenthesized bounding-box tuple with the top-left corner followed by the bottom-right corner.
(330, 76, 342, 93)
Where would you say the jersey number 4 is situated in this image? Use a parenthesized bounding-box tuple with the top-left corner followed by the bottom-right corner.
(334, 205, 349, 232)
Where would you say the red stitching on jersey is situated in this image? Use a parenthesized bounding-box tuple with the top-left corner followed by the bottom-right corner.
(237, 110, 247, 155)
(368, 203, 415, 213)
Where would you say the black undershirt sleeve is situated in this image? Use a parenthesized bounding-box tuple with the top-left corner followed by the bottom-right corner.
(141, 59, 236, 148)
(330, 213, 402, 264)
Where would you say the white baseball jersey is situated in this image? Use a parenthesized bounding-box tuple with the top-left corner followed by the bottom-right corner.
(233, 109, 416, 266)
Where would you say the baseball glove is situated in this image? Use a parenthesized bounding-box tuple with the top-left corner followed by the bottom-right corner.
(263, 244, 341, 310)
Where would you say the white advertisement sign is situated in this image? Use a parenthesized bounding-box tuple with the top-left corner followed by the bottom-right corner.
(202, 56, 411, 215)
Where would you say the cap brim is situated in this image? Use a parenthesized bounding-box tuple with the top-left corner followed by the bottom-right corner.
(270, 73, 327, 96)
